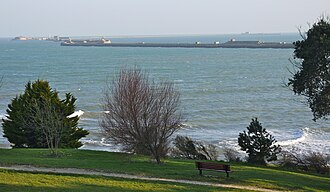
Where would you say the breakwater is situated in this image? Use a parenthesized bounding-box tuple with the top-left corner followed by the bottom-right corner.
(61, 40, 294, 49)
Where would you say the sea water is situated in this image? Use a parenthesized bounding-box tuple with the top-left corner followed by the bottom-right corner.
(0, 34, 329, 155)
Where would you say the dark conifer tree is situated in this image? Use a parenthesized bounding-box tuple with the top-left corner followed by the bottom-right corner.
(2, 80, 88, 148)
(238, 118, 281, 164)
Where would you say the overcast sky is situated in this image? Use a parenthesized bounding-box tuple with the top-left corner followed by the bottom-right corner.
(0, 0, 329, 37)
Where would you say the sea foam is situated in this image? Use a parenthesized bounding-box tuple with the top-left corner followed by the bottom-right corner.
(278, 127, 309, 146)
(67, 110, 84, 118)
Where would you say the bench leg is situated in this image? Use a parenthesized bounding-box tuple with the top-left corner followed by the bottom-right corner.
(199, 169, 202, 175)
(226, 172, 229, 178)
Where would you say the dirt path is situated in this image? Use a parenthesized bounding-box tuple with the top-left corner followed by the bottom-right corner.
(0, 165, 284, 192)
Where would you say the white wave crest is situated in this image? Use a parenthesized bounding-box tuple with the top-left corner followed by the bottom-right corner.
(79, 138, 120, 152)
(67, 110, 84, 118)
(180, 123, 191, 128)
(80, 138, 112, 147)
(278, 127, 309, 146)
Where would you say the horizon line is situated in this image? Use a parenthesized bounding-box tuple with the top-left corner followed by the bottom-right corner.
(0, 32, 299, 39)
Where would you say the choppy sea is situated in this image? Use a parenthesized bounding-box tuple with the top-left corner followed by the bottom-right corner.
(0, 33, 329, 156)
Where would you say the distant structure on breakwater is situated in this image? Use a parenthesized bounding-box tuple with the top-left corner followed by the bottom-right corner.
(61, 38, 294, 49)
(13, 36, 70, 42)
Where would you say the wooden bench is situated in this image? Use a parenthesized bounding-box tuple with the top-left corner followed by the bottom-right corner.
(195, 161, 232, 177)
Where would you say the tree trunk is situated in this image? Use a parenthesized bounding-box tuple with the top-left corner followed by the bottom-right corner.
(155, 155, 161, 164)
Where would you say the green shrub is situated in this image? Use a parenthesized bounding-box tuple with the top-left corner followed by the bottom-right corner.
(2, 80, 88, 148)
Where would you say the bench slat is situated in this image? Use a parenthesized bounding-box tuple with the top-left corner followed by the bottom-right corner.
(197, 168, 232, 172)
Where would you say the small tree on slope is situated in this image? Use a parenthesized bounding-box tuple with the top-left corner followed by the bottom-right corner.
(238, 118, 281, 164)
(101, 68, 182, 164)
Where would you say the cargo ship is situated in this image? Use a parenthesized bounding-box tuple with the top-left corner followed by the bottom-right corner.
(61, 38, 294, 49)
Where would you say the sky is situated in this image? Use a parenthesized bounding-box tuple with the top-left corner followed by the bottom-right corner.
(0, 0, 329, 37)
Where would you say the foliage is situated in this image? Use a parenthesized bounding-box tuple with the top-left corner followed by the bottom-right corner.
(288, 17, 330, 121)
(280, 149, 330, 174)
(238, 118, 281, 165)
(2, 80, 88, 148)
(171, 135, 218, 160)
(101, 68, 182, 164)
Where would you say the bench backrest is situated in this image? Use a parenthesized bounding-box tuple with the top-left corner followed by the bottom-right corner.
(195, 162, 230, 172)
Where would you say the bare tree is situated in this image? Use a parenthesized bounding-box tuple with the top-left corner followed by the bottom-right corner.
(29, 99, 65, 156)
(171, 135, 219, 160)
(279, 149, 329, 174)
(101, 68, 182, 164)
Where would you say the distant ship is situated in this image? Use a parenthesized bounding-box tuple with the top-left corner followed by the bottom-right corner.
(61, 38, 294, 49)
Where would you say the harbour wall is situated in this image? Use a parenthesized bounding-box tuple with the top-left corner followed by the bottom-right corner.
(61, 42, 294, 49)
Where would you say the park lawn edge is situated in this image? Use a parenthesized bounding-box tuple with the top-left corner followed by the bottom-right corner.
(0, 169, 253, 192)
(0, 148, 329, 191)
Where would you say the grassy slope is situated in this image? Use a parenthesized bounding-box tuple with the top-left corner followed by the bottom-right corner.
(0, 169, 247, 192)
(0, 148, 329, 191)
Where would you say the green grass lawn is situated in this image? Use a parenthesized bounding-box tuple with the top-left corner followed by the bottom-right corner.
(0, 148, 329, 191)
(0, 169, 248, 192)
